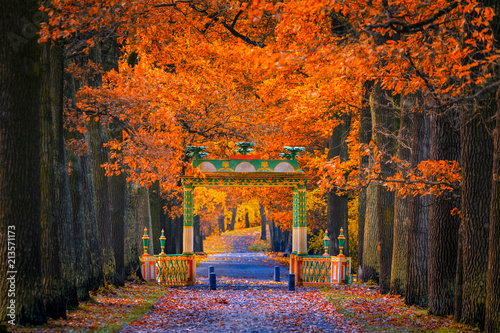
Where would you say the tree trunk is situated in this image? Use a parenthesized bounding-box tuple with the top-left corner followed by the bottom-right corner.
(357, 81, 373, 279)
(486, 88, 500, 333)
(259, 203, 266, 240)
(230, 207, 237, 230)
(65, 63, 103, 297)
(108, 123, 126, 286)
(245, 211, 250, 229)
(148, 181, 161, 254)
(428, 112, 461, 314)
(269, 219, 278, 252)
(457, 95, 494, 329)
(0, 1, 47, 324)
(89, 119, 116, 285)
(124, 182, 151, 278)
(371, 82, 396, 294)
(390, 95, 412, 296)
(194, 214, 203, 252)
(361, 183, 379, 282)
(40, 41, 77, 318)
(218, 210, 225, 235)
(161, 195, 183, 254)
(405, 110, 430, 307)
(484, 2, 500, 331)
(327, 113, 351, 256)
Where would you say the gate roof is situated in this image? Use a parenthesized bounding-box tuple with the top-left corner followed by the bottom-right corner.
(182, 158, 308, 187)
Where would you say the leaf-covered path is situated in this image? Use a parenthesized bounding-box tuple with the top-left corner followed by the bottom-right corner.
(120, 252, 361, 333)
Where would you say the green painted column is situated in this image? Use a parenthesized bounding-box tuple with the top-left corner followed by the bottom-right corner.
(292, 187, 299, 254)
(183, 182, 194, 254)
(297, 183, 307, 254)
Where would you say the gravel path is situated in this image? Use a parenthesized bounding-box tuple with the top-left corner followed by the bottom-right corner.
(120, 251, 361, 333)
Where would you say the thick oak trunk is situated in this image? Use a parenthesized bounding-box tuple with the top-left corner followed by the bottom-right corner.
(361, 183, 379, 282)
(357, 81, 373, 278)
(0, 1, 46, 324)
(371, 82, 397, 294)
(428, 112, 460, 314)
(40, 41, 76, 318)
(486, 88, 500, 332)
(456, 101, 493, 328)
(390, 95, 412, 296)
(406, 110, 430, 307)
(327, 113, 351, 256)
(89, 120, 116, 284)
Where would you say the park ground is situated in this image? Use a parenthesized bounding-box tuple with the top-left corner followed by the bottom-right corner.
(8, 227, 479, 333)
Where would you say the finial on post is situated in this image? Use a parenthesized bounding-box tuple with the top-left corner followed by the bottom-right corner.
(338, 227, 345, 257)
(280, 146, 305, 160)
(142, 227, 150, 255)
(234, 142, 255, 155)
(159, 229, 166, 255)
(323, 230, 330, 256)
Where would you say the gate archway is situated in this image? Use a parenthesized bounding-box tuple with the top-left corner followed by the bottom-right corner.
(140, 146, 351, 287)
(181, 156, 309, 257)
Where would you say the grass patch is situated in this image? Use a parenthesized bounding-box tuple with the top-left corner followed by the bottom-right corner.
(247, 239, 271, 252)
(323, 285, 479, 333)
(9, 281, 167, 333)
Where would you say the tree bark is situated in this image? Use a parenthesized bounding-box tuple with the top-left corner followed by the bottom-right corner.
(148, 181, 161, 254)
(259, 203, 266, 240)
(194, 214, 203, 252)
(0, 0, 47, 324)
(390, 95, 412, 296)
(428, 112, 461, 314)
(371, 82, 397, 294)
(361, 183, 379, 282)
(230, 207, 237, 230)
(485, 88, 500, 332)
(327, 113, 351, 256)
(40, 41, 77, 318)
(457, 100, 493, 328)
(484, 2, 500, 331)
(218, 210, 225, 234)
(89, 119, 116, 285)
(245, 211, 250, 229)
(108, 124, 126, 286)
(357, 81, 373, 278)
(405, 110, 430, 307)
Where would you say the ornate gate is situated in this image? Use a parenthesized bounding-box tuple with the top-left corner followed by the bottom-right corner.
(140, 145, 351, 286)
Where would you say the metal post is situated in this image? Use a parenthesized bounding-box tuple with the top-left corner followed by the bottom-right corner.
(209, 272, 216, 290)
(209, 266, 214, 274)
(288, 273, 295, 291)
(274, 266, 280, 282)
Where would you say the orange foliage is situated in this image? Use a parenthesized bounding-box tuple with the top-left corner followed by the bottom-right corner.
(42, 0, 498, 214)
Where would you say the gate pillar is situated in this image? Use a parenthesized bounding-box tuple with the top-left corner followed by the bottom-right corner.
(183, 183, 194, 254)
(292, 187, 298, 254)
(297, 183, 307, 254)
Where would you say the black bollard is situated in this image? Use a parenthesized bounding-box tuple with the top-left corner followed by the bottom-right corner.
(288, 273, 295, 291)
(209, 266, 215, 274)
(209, 272, 217, 290)
(274, 266, 280, 282)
